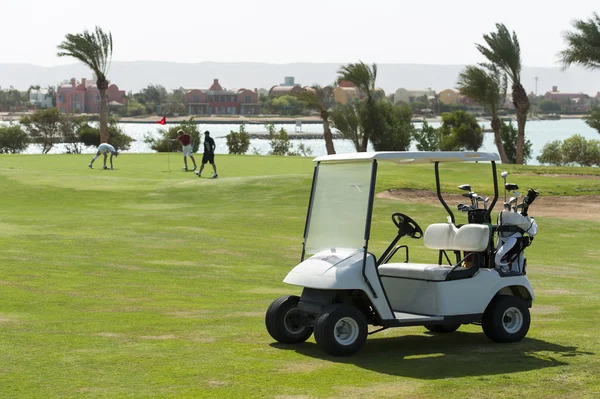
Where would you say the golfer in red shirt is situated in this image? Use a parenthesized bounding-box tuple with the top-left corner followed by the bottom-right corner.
(177, 130, 197, 171)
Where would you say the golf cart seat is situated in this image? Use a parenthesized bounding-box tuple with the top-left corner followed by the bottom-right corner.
(379, 223, 491, 281)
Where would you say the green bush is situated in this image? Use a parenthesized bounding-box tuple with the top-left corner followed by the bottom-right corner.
(226, 124, 250, 154)
(145, 118, 200, 153)
(0, 124, 29, 154)
(438, 110, 483, 151)
(369, 102, 414, 151)
(537, 135, 600, 166)
(266, 123, 292, 155)
(77, 118, 134, 151)
(500, 121, 532, 164)
(537, 140, 563, 166)
(413, 120, 440, 151)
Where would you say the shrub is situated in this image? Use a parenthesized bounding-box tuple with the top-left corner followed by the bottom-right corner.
(537, 135, 600, 166)
(266, 123, 292, 156)
(78, 118, 134, 151)
(369, 102, 414, 151)
(226, 124, 250, 154)
(537, 140, 563, 166)
(0, 124, 29, 154)
(413, 120, 440, 151)
(500, 121, 532, 164)
(145, 118, 200, 153)
(438, 110, 483, 151)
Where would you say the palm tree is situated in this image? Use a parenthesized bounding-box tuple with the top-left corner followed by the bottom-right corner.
(558, 12, 600, 70)
(457, 64, 509, 163)
(476, 24, 529, 164)
(294, 85, 336, 154)
(57, 26, 113, 143)
(337, 61, 378, 151)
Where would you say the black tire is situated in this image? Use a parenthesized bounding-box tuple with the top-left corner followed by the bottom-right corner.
(425, 324, 461, 333)
(482, 295, 531, 343)
(265, 295, 313, 344)
(313, 304, 368, 356)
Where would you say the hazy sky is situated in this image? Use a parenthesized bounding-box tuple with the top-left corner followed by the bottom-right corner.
(1, 0, 597, 67)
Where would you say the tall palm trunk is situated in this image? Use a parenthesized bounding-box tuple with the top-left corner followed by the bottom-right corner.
(98, 79, 109, 143)
(512, 84, 530, 165)
(490, 115, 509, 163)
(321, 110, 336, 155)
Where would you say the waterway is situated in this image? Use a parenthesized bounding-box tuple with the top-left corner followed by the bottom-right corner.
(1, 119, 598, 166)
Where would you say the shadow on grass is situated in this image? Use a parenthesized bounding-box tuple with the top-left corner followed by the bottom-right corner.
(271, 331, 593, 379)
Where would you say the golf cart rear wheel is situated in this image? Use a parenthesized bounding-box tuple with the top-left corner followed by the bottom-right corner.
(425, 324, 461, 333)
(265, 295, 313, 344)
(313, 304, 368, 356)
(482, 295, 531, 343)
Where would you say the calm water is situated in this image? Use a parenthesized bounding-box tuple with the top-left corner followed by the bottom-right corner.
(2, 119, 599, 166)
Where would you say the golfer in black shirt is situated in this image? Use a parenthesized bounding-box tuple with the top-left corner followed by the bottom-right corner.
(195, 131, 218, 178)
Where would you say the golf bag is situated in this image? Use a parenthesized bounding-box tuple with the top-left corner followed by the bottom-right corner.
(494, 210, 538, 274)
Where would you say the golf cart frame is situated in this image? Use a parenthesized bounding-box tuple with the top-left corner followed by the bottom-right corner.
(266, 152, 534, 356)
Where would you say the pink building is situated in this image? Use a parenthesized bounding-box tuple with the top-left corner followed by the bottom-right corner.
(183, 79, 259, 115)
(544, 86, 591, 113)
(56, 77, 126, 113)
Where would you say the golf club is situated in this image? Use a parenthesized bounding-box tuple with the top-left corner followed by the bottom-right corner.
(501, 171, 509, 202)
(476, 195, 484, 210)
(471, 193, 479, 209)
(508, 196, 518, 212)
(484, 197, 489, 211)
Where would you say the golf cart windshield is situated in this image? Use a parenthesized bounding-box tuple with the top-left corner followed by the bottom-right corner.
(304, 161, 374, 254)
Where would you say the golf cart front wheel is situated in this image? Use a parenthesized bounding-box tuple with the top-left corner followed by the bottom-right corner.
(265, 295, 313, 344)
(313, 304, 368, 356)
(482, 295, 531, 343)
(425, 324, 461, 333)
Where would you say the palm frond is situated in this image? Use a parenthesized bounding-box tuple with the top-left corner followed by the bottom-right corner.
(337, 61, 378, 101)
(475, 24, 522, 84)
(57, 26, 113, 81)
(456, 65, 506, 116)
(558, 12, 600, 70)
(292, 84, 334, 112)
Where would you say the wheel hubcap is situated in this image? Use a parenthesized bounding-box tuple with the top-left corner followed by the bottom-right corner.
(502, 306, 523, 334)
(283, 308, 306, 335)
(334, 317, 359, 345)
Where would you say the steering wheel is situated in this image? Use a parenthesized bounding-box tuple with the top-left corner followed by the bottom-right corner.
(392, 212, 423, 239)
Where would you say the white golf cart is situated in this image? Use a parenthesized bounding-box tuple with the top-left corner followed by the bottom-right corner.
(265, 151, 534, 356)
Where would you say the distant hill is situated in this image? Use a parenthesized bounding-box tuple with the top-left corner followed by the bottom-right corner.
(2, 61, 600, 96)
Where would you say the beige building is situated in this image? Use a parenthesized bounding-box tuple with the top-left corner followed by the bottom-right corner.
(394, 88, 436, 104)
(439, 89, 459, 105)
(334, 86, 360, 104)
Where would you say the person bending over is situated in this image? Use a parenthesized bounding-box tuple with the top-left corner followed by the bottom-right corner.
(89, 143, 119, 170)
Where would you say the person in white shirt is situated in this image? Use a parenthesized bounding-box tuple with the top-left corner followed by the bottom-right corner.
(89, 143, 119, 170)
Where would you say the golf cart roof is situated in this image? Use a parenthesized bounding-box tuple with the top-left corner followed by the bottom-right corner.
(313, 151, 500, 164)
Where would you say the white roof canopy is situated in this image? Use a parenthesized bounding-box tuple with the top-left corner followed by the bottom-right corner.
(313, 151, 500, 164)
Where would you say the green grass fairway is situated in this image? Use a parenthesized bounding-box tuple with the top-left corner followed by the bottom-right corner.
(1, 154, 599, 398)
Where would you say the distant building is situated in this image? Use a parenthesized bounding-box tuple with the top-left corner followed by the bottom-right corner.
(544, 86, 591, 113)
(394, 88, 436, 104)
(334, 86, 360, 104)
(269, 77, 302, 97)
(29, 89, 53, 108)
(56, 77, 126, 113)
(438, 89, 459, 106)
(183, 79, 259, 115)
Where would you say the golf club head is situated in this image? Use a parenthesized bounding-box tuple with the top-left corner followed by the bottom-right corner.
(526, 188, 539, 204)
(501, 171, 509, 179)
(509, 197, 517, 205)
(505, 183, 519, 191)
(470, 193, 478, 198)
(476, 195, 484, 201)
(458, 184, 472, 192)
(504, 202, 511, 211)
(462, 193, 472, 199)
(484, 197, 489, 202)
